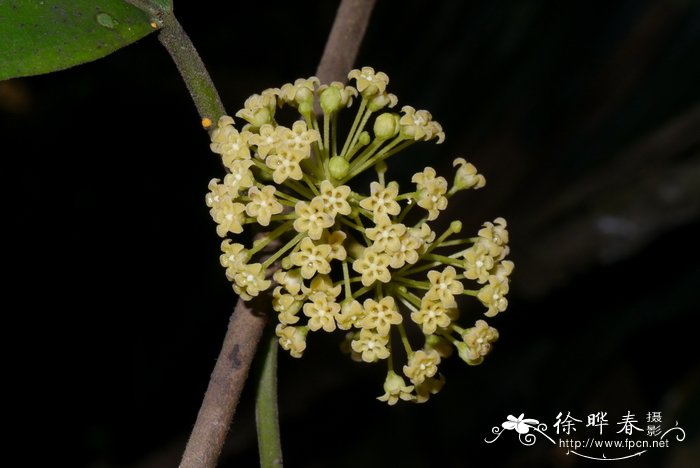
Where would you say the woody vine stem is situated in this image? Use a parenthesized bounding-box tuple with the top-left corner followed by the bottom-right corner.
(126, 1, 377, 467)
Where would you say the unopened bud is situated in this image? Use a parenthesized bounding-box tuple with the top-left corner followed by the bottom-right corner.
(374, 113, 400, 140)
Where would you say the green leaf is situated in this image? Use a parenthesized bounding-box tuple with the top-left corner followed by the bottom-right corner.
(0, 0, 157, 81)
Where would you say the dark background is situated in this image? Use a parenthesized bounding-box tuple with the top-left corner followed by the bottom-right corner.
(3, 1, 699, 467)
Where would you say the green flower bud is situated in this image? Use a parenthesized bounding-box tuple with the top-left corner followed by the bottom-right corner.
(295, 87, 314, 106)
(374, 113, 400, 140)
(298, 101, 313, 116)
(329, 155, 350, 179)
(358, 131, 371, 145)
(251, 108, 272, 127)
(320, 86, 342, 114)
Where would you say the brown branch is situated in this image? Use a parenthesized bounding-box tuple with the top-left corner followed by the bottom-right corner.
(179, 1, 376, 467)
(315, 0, 377, 83)
(180, 298, 267, 468)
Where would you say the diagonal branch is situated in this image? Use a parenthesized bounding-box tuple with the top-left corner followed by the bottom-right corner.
(316, 0, 377, 83)
(178, 1, 377, 467)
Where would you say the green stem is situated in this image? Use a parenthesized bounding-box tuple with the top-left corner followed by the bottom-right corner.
(154, 9, 225, 125)
(255, 332, 284, 468)
(262, 232, 305, 269)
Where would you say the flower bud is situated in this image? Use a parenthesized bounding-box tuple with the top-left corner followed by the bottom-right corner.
(329, 156, 350, 179)
(358, 131, 371, 145)
(297, 101, 313, 116)
(294, 87, 314, 107)
(320, 86, 342, 114)
(374, 113, 400, 140)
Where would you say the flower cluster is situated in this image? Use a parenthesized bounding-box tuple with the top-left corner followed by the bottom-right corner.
(206, 67, 512, 404)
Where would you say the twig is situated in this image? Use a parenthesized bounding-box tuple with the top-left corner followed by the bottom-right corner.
(315, 0, 377, 83)
(180, 297, 268, 468)
(124, 0, 225, 124)
(156, 13, 226, 124)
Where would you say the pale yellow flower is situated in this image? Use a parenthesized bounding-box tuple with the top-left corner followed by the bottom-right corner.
(293, 199, 334, 240)
(303, 292, 340, 332)
(412, 167, 448, 221)
(427, 266, 464, 306)
(403, 349, 441, 385)
(336, 300, 366, 330)
(221, 133, 253, 170)
(351, 328, 390, 362)
(453, 158, 485, 190)
(276, 324, 307, 358)
(463, 245, 495, 284)
(290, 237, 332, 279)
(389, 230, 422, 268)
(477, 276, 509, 317)
(277, 76, 320, 107)
(317, 180, 351, 217)
(235, 88, 277, 128)
(348, 66, 389, 97)
(211, 199, 246, 237)
(359, 181, 401, 221)
(377, 371, 414, 405)
(411, 293, 452, 334)
(367, 91, 398, 112)
(233, 263, 271, 300)
(249, 124, 280, 159)
(301, 274, 342, 299)
(205, 178, 231, 208)
(361, 296, 402, 336)
(265, 147, 305, 184)
(209, 116, 252, 165)
(272, 286, 302, 325)
(321, 230, 347, 261)
(352, 247, 392, 287)
(223, 159, 256, 193)
(273, 269, 304, 296)
(458, 319, 499, 365)
(493, 259, 515, 282)
(245, 185, 283, 226)
(279, 120, 319, 158)
(477, 217, 509, 259)
(365, 214, 406, 253)
(220, 240, 248, 277)
(399, 106, 444, 142)
(409, 222, 435, 245)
